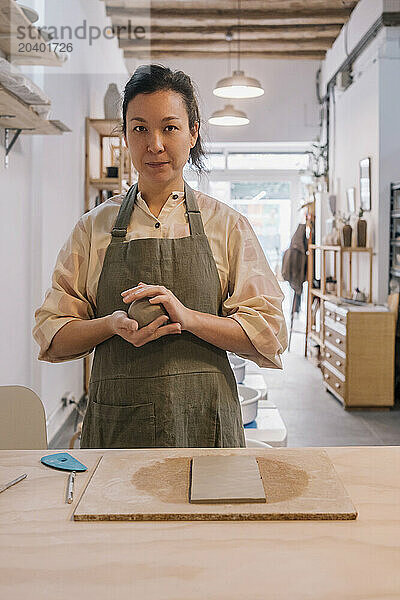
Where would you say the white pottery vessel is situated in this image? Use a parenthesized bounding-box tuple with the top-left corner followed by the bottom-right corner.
(237, 384, 261, 425)
(228, 352, 246, 384)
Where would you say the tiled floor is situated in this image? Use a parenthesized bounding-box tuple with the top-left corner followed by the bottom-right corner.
(50, 285, 400, 449)
(260, 312, 400, 447)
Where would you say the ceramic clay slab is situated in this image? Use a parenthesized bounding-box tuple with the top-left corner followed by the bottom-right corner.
(73, 448, 358, 521)
(190, 455, 266, 503)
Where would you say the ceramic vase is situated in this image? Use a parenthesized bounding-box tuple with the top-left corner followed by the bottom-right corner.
(332, 227, 340, 245)
(357, 219, 367, 247)
(104, 83, 120, 120)
(341, 224, 352, 247)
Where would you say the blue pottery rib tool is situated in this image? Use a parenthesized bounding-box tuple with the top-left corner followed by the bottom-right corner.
(40, 452, 87, 472)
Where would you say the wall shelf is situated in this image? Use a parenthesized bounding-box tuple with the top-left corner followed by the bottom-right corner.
(0, 86, 68, 134)
(309, 245, 373, 301)
(310, 244, 373, 253)
(89, 177, 120, 191)
(0, 0, 64, 66)
(310, 288, 341, 303)
(308, 331, 323, 346)
(88, 119, 122, 137)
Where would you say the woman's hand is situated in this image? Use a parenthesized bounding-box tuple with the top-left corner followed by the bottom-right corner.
(109, 309, 181, 348)
(121, 282, 194, 330)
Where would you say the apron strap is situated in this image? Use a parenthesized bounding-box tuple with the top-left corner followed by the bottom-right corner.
(110, 180, 205, 241)
(184, 180, 205, 236)
(110, 183, 138, 242)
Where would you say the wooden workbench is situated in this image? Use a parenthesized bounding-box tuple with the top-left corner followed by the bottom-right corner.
(1, 447, 399, 599)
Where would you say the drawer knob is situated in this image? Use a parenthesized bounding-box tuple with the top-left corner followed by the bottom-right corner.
(324, 373, 330, 380)
(335, 360, 342, 367)
(336, 316, 341, 322)
(326, 332, 331, 337)
(335, 338, 342, 344)
(326, 311, 331, 316)
(335, 383, 341, 389)
(326, 352, 331, 358)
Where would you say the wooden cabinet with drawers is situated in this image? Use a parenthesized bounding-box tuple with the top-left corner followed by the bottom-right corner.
(321, 301, 395, 408)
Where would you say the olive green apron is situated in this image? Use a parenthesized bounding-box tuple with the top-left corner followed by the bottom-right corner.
(80, 180, 245, 449)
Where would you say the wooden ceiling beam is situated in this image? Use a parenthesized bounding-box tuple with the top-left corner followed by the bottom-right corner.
(119, 38, 334, 51)
(106, 7, 353, 25)
(111, 16, 349, 27)
(123, 49, 326, 60)
(106, 0, 357, 7)
(106, 0, 359, 60)
(116, 24, 342, 40)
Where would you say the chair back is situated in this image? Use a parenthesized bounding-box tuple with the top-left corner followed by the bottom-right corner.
(0, 385, 47, 449)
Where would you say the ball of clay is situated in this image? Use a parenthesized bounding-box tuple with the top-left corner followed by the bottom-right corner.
(127, 297, 168, 329)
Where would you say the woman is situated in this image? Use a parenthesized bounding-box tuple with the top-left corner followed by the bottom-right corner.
(33, 64, 287, 449)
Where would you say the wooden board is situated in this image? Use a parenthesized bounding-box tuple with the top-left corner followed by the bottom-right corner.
(190, 455, 266, 504)
(74, 448, 357, 521)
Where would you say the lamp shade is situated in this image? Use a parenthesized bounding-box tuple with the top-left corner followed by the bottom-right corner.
(213, 70, 264, 99)
(208, 104, 249, 126)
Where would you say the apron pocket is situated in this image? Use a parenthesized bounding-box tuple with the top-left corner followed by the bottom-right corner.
(81, 400, 155, 449)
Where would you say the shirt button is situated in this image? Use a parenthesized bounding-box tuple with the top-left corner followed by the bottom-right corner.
(155, 222, 161, 229)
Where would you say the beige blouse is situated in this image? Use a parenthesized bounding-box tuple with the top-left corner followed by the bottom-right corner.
(33, 188, 287, 368)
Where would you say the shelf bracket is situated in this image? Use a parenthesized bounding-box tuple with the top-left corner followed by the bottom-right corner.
(4, 127, 22, 168)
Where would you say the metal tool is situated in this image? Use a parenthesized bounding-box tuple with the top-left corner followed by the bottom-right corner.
(66, 471, 76, 504)
(40, 453, 86, 505)
(0, 473, 27, 494)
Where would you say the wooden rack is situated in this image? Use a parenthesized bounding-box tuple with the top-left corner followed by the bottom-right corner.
(310, 245, 373, 300)
(85, 118, 134, 213)
(305, 245, 373, 358)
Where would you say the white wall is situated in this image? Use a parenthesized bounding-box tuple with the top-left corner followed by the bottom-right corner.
(321, 0, 400, 94)
(0, 0, 128, 441)
(126, 56, 321, 144)
(322, 0, 400, 303)
(0, 136, 33, 385)
(379, 28, 400, 298)
(329, 43, 380, 300)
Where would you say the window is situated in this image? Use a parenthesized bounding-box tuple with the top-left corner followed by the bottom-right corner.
(209, 181, 291, 274)
(204, 153, 225, 170)
(227, 153, 309, 170)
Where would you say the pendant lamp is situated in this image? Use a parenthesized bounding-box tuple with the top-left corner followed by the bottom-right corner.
(213, 0, 264, 99)
(208, 104, 249, 127)
(213, 70, 264, 99)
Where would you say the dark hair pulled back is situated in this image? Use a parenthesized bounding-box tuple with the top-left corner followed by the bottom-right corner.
(122, 64, 207, 174)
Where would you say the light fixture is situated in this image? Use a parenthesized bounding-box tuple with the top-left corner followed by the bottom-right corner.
(208, 104, 249, 127)
(214, 70, 264, 99)
(213, 0, 264, 99)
